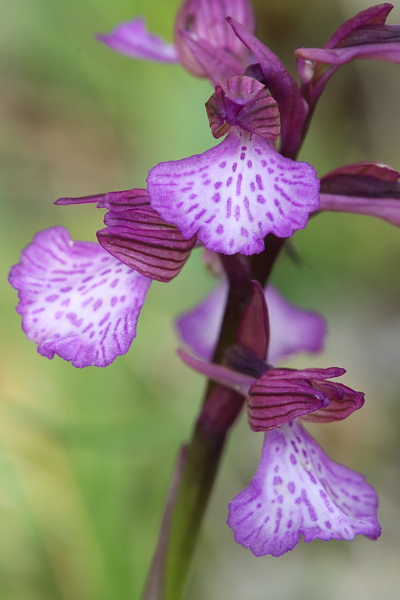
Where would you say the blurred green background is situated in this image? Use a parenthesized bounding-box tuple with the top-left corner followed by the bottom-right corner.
(1, 0, 400, 598)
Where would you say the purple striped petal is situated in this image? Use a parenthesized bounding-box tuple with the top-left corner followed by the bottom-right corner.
(9, 227, 151, 368)
(97, 201, 196, 283)
(176, 281, 326, 363)
(147, 128, 320, 255)
(227, 419, 381, 557)
(97, 18, 178, 63)
(302, 382, 365, 423)
(248, 379, 327, 431)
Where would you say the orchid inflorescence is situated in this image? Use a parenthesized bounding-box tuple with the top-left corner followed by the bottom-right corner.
(9, 0, 400, 596)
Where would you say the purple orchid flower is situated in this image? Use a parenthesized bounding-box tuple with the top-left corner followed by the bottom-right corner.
(179, 347, 381, 556)
(97, 0, 255, 84)
(178, 278, 381, 556)
(147, 75, 320, 255)
(8, 189, 197, 368)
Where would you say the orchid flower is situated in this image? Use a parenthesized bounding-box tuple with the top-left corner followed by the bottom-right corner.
(178, 280, 380, 557)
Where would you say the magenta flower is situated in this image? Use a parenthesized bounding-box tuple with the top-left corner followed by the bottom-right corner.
(9, 227, 152, 367)
(180, 349, 380, 555)
(147, 75, 320, 255)
(228, 419, 380, 557)
(178, 277, 380, 556)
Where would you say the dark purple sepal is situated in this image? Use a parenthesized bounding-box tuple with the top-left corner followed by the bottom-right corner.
(295, 4, 399, 107)
(177, 348, 254, 395)
(97, 205, 196, 283)
(267, 366, 346, 381)
(174, 0, 255, 79)
(55, 193, 106, 206)
(302, 382, 365, 423)
(98, 188, 151, 211)
(206, 76, 280, 139)
(248, 377, 327, 432)
(227, 18, 308, 158)
(319, 162, 400, 226)
(236, 281, 270, 361)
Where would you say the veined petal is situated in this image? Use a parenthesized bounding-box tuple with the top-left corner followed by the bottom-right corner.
(303, 382, 365, 423)
(175, 281, 326, 362)
(248, 380, 326, 431)
(9, 227, 152, 368)
(227, 419, 380, 557)
(97, 17, 179, 63)
(147, 128, 320, 255)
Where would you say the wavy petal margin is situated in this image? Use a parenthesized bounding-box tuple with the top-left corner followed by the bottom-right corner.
(228, 419, 380, 556)
(9, 227, 151, 367)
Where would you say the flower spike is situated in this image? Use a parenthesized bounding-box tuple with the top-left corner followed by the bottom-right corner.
(9, 227, 152, 367)
(228, 419, 381, 557)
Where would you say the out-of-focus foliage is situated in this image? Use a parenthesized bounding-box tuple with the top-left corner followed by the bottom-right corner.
(1, 1, 400, 599)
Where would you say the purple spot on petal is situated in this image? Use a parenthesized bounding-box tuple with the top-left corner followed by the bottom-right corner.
(234, 205, 240, 221)
(212, 193, 221, 203)
(219, 161, 227, 168)
(232, 163, 237, 173)
(236, 173, 243, 197)
(273, 476, 282, 486)
(216, 224, 224, 234)
(120, 295, 126, 302)
(256, 174, 264, 190)
(240, 227, 248, 237)
(111, 296, 118, 307)
(110, 279, 119, 288)
(240, 152, 245, 160)
(288, 482, 295, 494)
(247, 160, 252, 168)
(214, 181, 222, 190)
(241, 146, 247, 151)
(226, 176, 233, 187)
(325, 521, 332, 529)
(290, 454, 297, 465)
(257, 194, 265, 204)
(45, 294, 59, 302)
(93, 299, 103, 311)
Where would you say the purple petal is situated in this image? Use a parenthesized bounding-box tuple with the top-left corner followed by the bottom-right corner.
(147, 128, 320, 255)
(227, 419, 381, 557)
(319, 162, 400, 225)
(174, 0, 255, 78)
(248, 379, 326, 431)
(319, 194, 400, 226)
(97, 17, 178, 63)
(228, 18, 308, 158)
(97, 204, 196, 283)
(177, 348, 254, 395)
(9, 227, 152, 368)
(303, 382, 365, 423)
(175, 281, 326, 363)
